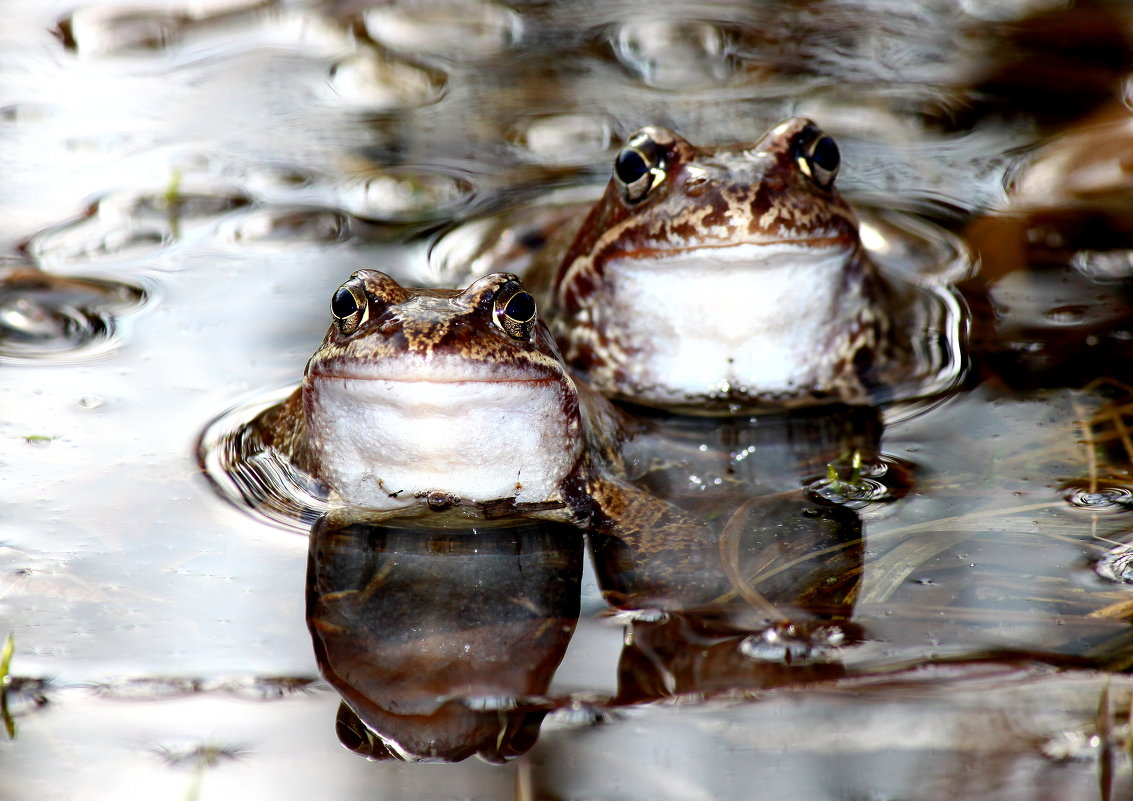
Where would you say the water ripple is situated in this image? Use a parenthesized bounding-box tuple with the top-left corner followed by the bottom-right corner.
(196, 389, 328, 533)
(0, 267, 146, 364)
(1061, 482, 1133, 514)
(803, 454, 915, 510)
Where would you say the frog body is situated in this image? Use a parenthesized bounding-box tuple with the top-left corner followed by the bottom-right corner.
(552, 117, 893, 411)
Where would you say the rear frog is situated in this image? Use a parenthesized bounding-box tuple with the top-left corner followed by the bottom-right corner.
(552, 117, 925, 412)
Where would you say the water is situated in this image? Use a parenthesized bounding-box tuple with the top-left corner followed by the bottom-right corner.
(4, 1, 1133, 799)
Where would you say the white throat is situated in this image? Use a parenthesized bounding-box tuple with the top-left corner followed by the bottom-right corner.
(304, 376, 580, 511)
(603, 243, 863, 401)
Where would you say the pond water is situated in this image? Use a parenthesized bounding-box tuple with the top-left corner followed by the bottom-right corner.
(4, 1, 1133, 799)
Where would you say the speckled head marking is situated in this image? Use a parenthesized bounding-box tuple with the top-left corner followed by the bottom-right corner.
(306, 269, 570, 383)
(555, 117, 863, 312)
(550, 117, 888, 411)
(293, 270, 586, 511)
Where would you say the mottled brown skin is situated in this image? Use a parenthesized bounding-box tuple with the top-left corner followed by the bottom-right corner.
(246, 271, 716, 596)
(551, 117, 895, 410)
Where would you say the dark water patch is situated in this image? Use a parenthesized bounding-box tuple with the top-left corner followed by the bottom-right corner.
(1, 675, 52, 736)
(149, 741, 249, 769)
(88, 675, 323, 701)
(0, 104, 59, 126)
(0, 267, 147, 364)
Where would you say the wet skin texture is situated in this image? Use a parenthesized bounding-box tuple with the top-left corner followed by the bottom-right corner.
(552, 116, 895, 412)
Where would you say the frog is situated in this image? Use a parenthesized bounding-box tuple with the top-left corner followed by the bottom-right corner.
(243, 269, 723, 604)
(550, 117, 911, 412)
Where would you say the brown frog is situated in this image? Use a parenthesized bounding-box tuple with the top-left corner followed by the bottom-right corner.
(551, 117, 900, 412)
(245, 270, 719, 602)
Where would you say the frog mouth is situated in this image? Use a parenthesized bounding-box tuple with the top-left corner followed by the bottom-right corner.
(309, 370, 561, 386)
(605, 237, 856, 263)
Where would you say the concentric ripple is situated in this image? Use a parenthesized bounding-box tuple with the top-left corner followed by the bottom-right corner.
(0, 267, 147, 364)
(1061, 481, 1133, 514)
(196, 389, 328, 532)
(803, 453, 915, 510)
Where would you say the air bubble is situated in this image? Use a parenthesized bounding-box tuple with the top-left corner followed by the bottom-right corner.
(327, 49, 447, 112)
(335, 169, 475, 223)
(612, 19, 733, 90)
(514, 114, 615, 166)
(222, 208, 350, 244)
(363, 0, 522, 60)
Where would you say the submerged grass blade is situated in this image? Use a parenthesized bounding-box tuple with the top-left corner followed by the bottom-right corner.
(0, 633, 12, 684)
(1097, 680, 1113, 801)
(1, 633, 13, 739)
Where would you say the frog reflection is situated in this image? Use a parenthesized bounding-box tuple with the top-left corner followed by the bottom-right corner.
(590, 405, 895, 611)
(603, 490, 868, 704)
(586, 408, 878, 701)
(306, 513, 583, 763)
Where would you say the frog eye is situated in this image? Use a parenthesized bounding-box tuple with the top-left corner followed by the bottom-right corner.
(795, 127, 840, 191)
(493, 286, 538, 340)
(614, 131, 667, 203)
(330, 277, 369, 335)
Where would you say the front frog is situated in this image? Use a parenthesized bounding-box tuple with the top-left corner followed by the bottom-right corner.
(552, 117, 909, 412)
(250, 270, 590, 515)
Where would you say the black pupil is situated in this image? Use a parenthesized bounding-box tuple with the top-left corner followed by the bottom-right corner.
(615, 148, 649, 185)
(503, 291, 536, 322)
(810, 135, 840, 173)
(331, 286, 359, 319)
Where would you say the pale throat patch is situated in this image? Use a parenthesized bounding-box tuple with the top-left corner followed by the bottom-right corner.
(304, 376, 580, 510)
(602, 243, 862, 400)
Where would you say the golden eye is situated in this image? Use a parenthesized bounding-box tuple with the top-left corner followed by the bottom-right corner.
(493, 287, 537, 340)
(614, 131, 667, 203)
(330, 276, 369, 335)
(795, 126, 840, 191)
